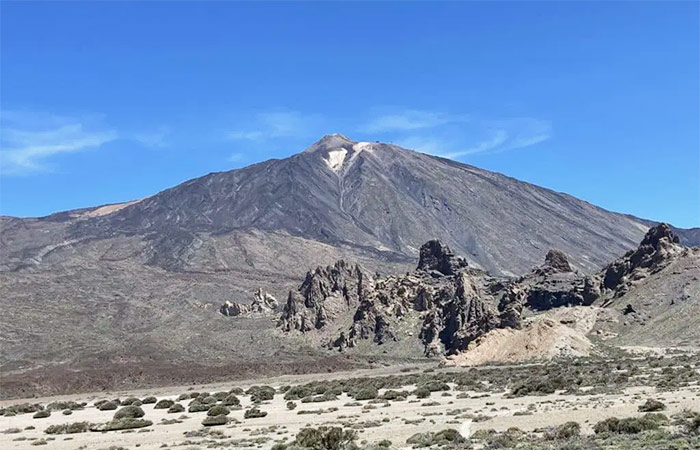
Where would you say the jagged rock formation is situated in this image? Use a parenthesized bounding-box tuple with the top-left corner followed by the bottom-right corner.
(219, 288, 279, 317)
(278, 224, 698, 359)
(278, 261, 372, 332)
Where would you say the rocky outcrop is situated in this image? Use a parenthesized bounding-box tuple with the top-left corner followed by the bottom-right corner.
(278, 261, 371, 332)
(278, 224, 692, 360)
(219, 288, 279, 317)
(417, 240, 468, 276)
(602, 223, 683, 297)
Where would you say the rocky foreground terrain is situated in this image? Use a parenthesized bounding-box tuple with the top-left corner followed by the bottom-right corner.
(1, 135, 698, 398)
(1, 353, 699, 450)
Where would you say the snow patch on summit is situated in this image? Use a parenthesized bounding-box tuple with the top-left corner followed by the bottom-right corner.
(325, 148, 348, 173)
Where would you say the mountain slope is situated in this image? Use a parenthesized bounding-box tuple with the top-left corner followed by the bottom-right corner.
(0, 134, 696, 397)
(4, 134, 667, 277)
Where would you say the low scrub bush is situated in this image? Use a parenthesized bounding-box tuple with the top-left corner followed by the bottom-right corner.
(44, 422, 92, 435)
(33, 410, 50, 419)
(593, 416, 660, 434)
(202, 415, 228, 426)
(113, 406, 145, 420)
(207, 405, 230, 417)
(89, 418, 153, 432)
(244, 407, 268, 419)
(154, 399, 174, 409)
(639, 399, 666, 412)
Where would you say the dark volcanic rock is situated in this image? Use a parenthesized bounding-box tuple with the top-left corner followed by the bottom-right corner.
(417, 240, 467, 275)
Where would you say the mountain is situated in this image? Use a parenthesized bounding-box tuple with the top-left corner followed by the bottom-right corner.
(0, 134, 697, 397)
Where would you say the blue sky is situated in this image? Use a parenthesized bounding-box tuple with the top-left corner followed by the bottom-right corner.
(1, 2, 698, 228)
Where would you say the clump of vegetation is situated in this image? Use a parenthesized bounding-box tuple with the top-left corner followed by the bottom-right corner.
(287, 401, 297, 410)
(248, 385, 276, 403)
(352, 387, 379, 401)
(97, 401, 118, 411)
(46, 401, 83, 411)
(302, 392, 338, 403)
(120, 397, 140, 406)
(202, 415, 228, 427)
(33, 410, 50, 419)
(154, 399, 174, 409)
(2, 403, 43, 415)
(141, 396, 157, 404)
(89, 418, 153, 432)
(44, 422, 92, 435)
(544, 421, 581, 440)
(188, 402, 209, 413)
(167, 404, 185, 414)
(113, 405, 145, 420)
(207, 405, 230, 417)
(593, 415, 661, 434)
(244, 407, 268, 419)
(413, 387, 431, 399)
(291, 426, 358, 450)
(406, 428, 467, 447)
(639, 399, 666, 412)
(222, 394, 240, 407)
(62, 409, 72, 415)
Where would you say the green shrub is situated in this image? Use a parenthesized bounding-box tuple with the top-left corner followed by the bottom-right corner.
(248, 386, 275, 403)
(114, 406, 145, 420)
(167, 404, 185, 414)
(62, 410, 72, 415)
(46, 401, 83, 411)
(287, 401, 297, 410)
(407, 428, 466, 447)
(207, 405, 230, 417)
(294, 426, 358, 450)
(544, 421, 580, 440)
(33, 410, 50, 419)
(353, 387, 378, 401)
(244, 407, 268, 419)
(188, 402, 209, 413)
(413, 387, 431, 399)
(89, 418, 153, 432)
(200, 396, 217, 405)
(284, 385, 312, 400)
(222, 394, 240, 407)
(154, 399, 174, 409)
(419, 381, 450, 392)
(97, 401, 118, 411)
(202, 415, 228, 426)
(229, 387, 245, 395)
(120, 397, 140, 406)
(639, 399, 666, 412)
(593, 416, 660, 434)
(141, 396, 157, 404)
(44, 422, 92, 435)
(211, 391, 228, 401)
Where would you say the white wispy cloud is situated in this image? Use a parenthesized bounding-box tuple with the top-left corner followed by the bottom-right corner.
(132, 125, 170, 148)
(384, 112, 551, 159)
(1, 111, 118, 175)
(361, 109, 467, 133)
(227, 110, 323, 141)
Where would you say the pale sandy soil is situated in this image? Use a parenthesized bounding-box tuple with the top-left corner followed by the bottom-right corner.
(1, 365, 699, 450)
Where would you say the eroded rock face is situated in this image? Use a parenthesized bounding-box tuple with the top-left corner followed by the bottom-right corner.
(602, 224, 684, 296)
(417, 240, 468, 275)
(277, 225, 690, 359)
(219, 288, 279, 317)
(278, 260, 371, 332)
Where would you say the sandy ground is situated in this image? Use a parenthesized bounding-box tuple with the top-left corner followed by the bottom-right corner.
(1, 365, 699, 450)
